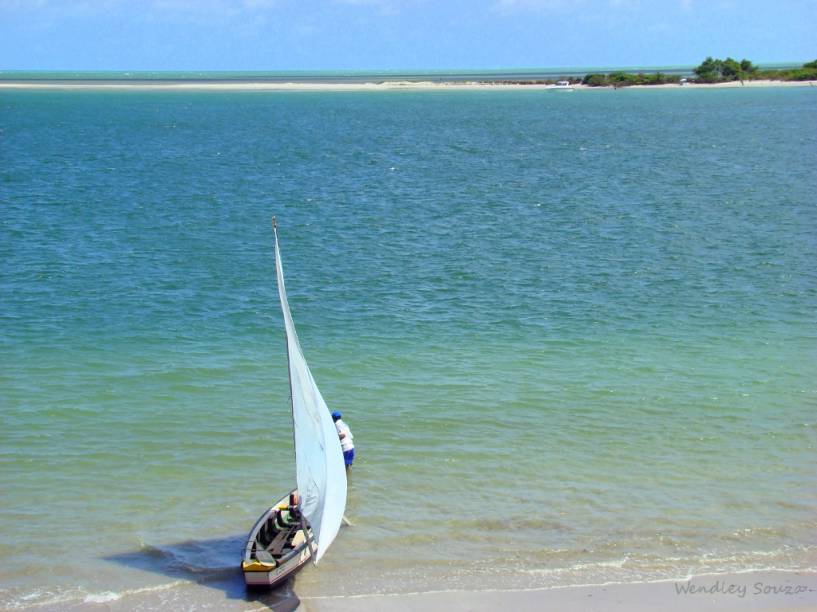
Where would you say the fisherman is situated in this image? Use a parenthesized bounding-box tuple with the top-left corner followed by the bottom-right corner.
(274, 491, 301, 530)
(331, 411, 355, 471)
(288, 491, 301, 521)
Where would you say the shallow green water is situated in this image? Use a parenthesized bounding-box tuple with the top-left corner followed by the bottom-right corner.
(1, 86, 815, 608)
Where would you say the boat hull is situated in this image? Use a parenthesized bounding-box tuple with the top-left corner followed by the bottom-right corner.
(243, 546, 311, 587)
(242, 489, 313, 588)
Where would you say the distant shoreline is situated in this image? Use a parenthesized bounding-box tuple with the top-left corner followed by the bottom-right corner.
(1, 78, 815, 91)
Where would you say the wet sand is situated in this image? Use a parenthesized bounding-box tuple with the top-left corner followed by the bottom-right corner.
(299, 571, 817, 612)
(59, 569, 816, 611)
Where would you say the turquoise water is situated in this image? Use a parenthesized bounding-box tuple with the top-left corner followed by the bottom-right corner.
(0, 64, 803, 82)
(1, 86, 816, 608)
(0, 67, 689, 82)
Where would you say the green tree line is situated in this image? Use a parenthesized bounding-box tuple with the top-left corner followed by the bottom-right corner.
(582, 71, 681, 87)
(582, 58, 817, 87)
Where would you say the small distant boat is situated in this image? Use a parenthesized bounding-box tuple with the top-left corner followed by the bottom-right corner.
(242, 218, 347, 588)
(552, 80, 574, 91)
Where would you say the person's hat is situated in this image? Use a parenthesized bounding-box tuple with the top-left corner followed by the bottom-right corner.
(331, 411, 342, 421)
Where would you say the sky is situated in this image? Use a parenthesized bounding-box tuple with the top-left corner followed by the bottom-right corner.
(0, 0, 815, 71)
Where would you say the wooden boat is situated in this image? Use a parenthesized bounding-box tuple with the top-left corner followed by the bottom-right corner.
(242, 489, 312, 587)
(241, 218, 348, 588)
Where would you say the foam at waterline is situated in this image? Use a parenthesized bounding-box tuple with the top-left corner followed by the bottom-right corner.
(1, 580, 187, 610)
(520, 546, 817, 568)
(318, 545, 817, 596)
(83, 591, 122, 603)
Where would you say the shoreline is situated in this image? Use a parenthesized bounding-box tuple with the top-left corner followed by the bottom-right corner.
(35, 568, 817, 610)
(1, 79, 815, 91)
(298, 570, 817, 612)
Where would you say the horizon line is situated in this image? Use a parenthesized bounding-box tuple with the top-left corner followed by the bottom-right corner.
(0, 60, 810, 75)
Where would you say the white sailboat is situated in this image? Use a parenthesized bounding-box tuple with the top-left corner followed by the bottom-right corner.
(242, 218, 348, 587)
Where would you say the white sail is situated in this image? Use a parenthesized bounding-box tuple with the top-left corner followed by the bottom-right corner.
(273, 223, 347, 564)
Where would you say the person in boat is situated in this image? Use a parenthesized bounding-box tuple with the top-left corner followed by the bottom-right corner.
(274, 493, 301, 529)
(331, 411, 355, 470)
(288, 491, 300, 521)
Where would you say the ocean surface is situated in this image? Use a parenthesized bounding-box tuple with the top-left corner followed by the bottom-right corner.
(1, 67, 687, 83)
(0, 63, 803, 84)
(1, 84, 816, 609)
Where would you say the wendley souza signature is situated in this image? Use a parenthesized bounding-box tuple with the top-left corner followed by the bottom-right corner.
(674, 579, 815, 598)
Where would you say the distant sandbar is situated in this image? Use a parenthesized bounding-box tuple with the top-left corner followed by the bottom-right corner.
(1, 79, 815, 91)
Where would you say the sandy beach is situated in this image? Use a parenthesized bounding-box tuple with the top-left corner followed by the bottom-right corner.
(300, 572, 817, 612)
(0, 79, 815, 91)
(298, 571, 817, 612)
(62, 570, 817, 611)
